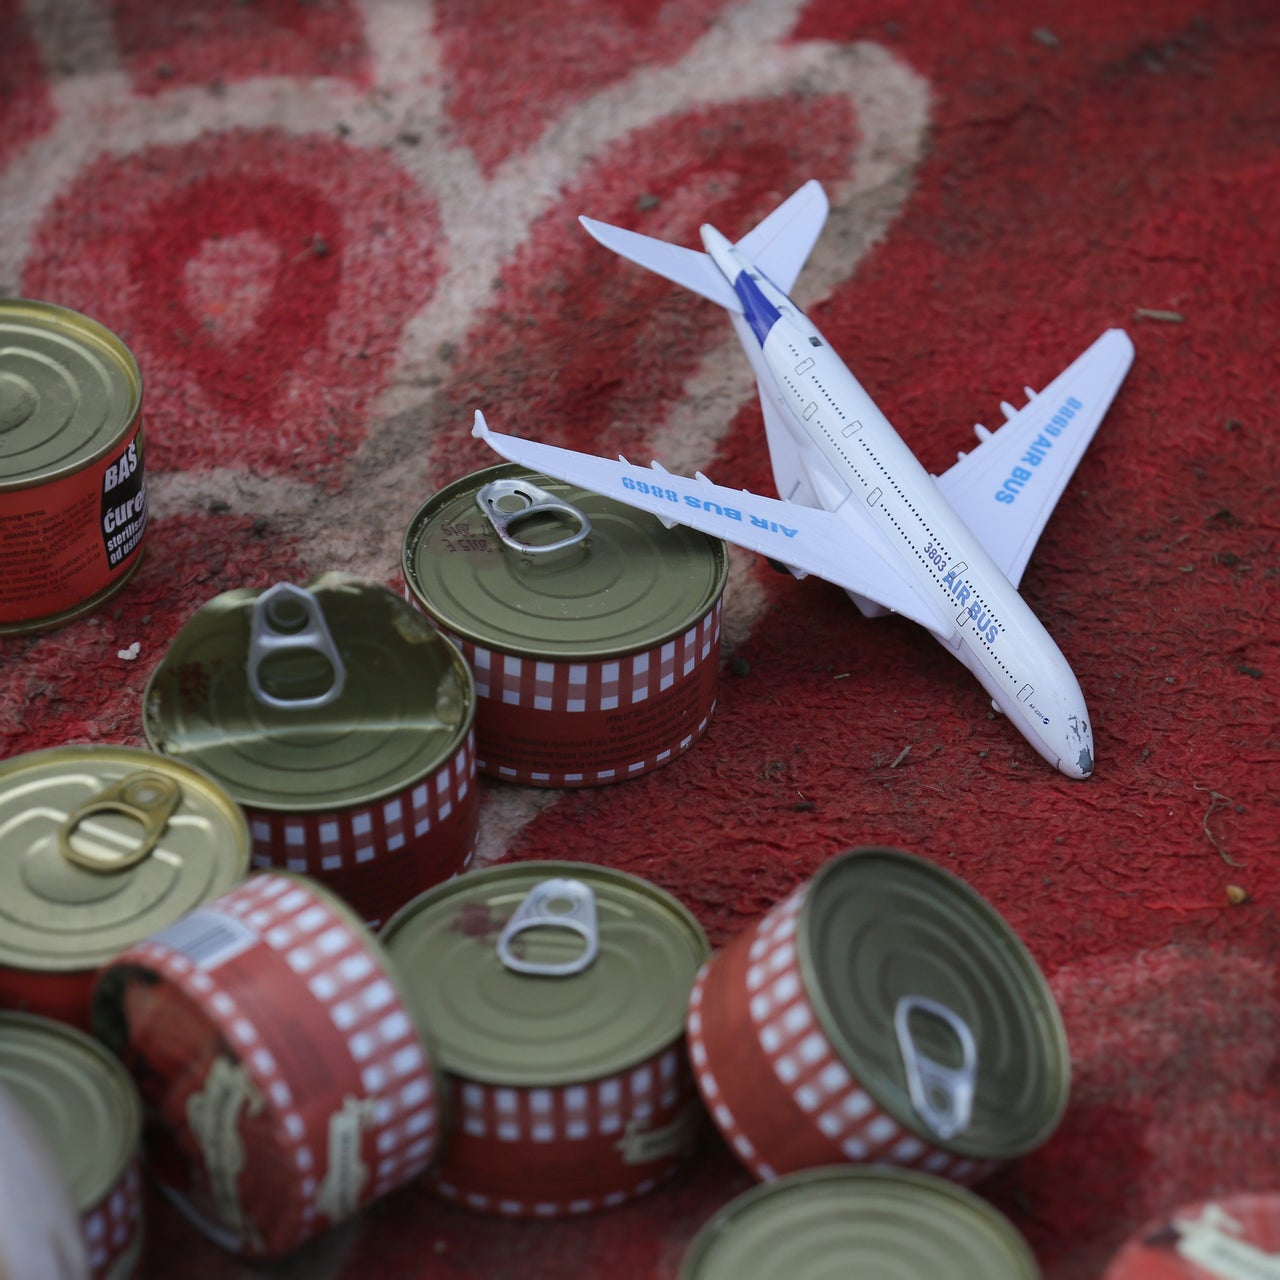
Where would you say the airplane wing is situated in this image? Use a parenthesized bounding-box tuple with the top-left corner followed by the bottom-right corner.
(578, 216, 743, 313)
(473, 412, 953, 638)
(935, 328, 1135, 587)
(734, 179, 829, 295)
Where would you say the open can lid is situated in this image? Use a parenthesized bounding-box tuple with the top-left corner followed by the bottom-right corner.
(143, 574, 474, 810)
(797, 847, 1070, 1160)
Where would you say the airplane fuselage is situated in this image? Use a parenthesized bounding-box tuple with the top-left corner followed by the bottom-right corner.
(703, 227, 1095, 778)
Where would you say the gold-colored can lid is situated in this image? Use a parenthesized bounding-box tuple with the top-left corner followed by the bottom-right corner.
(381, 860, 709, 1086)
(797, 848, 1070, 1161)
(679, 1166, 1040, 1279)
(0, 744, 249, 972)
(0, 1012, 141, 1211)
(143, 575, 475, 811)
(402, 464, 728, 659)
(0, 298, 141, 490)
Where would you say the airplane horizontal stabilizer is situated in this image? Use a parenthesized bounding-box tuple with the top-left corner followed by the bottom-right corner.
(472, 411, 952, 638)
(578, 216, 743, 313)
(579, 180, 830, 311)
(936, 329, 1135, 587)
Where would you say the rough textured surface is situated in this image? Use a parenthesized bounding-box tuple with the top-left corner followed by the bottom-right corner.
(1, 1, 1277, 1276)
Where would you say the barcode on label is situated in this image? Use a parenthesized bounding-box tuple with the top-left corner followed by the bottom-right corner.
(149, 908, 259, 970)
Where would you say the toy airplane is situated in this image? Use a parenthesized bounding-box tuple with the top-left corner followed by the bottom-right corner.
(473, 180, 1134, 778)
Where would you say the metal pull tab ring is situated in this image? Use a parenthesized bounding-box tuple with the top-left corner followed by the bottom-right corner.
(59, 771, 181, 872)
(477, 478, 592, 555)
(246, 583, 347, 711)
(496, 878, 599, 977)
(894, 995, 978, 1141)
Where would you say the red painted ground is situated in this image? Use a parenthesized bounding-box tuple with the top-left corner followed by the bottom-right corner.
(1, 2, 1277, 1277)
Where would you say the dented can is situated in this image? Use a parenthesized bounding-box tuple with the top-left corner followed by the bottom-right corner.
(91, 870, 445, 1259)
(402, 464, 726, 786)
(687, 847, 1070, 1186)
(679, 1166, 1041, 1280)
(0, 744, 249, 1030)
(143, 575, 478, 927)
(1102, 1194, 1280, 1278)
(380, 860, 710, 1216)
(0, 1012, 144, 1280)
(0, 300, 146, 634)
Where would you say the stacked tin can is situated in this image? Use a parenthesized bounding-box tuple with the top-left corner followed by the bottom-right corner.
(402, 465, 726, 787)
(380, 860, 709, 1216)
(143, 575, 478, 927)
(0, 300, 147, 635)
(91, 869, 445, 1258)
(0, 744, 249, 1030)
(686, 847, 1070, 1186)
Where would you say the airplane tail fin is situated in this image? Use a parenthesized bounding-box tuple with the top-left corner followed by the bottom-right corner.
(578, 179, 829, 312)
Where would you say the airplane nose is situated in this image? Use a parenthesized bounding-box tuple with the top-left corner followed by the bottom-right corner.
(1059, 723, 1094, 779)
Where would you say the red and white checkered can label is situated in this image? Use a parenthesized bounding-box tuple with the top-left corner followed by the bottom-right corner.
(96, 872, 442, 1258)
(438, 595, 721, 787)
(687, 885, 997, 1187)
(433, 1044, 701, 1217)
(82, 1160, 144, 1280)
(245, 728, 478, 928)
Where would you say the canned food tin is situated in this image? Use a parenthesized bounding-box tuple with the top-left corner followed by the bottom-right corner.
(1102, 1194, 1280, 1278)
(143, 575, 478, 927)
(0, 299, 145, 634)
(91, 871, 444, 1259)
(687, 847, 1070, 1185)
(380, 860, 710, 1217)
(402, 464, 727, 787)
(679, 1165, 1040, 1280)
(0, 744, 249, 1031)
(0, 1012, 144, 1280)
(0, 1079, 89, 1280)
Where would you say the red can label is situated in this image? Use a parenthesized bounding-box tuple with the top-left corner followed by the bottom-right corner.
(0, 427, 146, 626)
(82, 1161, 144, 1280)
(1104, 1196, 1280, 1279)
(101, 874, 441, 1258)
(434, 1046, 701, 1217)
(244, 728, 479, 928)
(0, 963, 98, 1033)
(444, 596, 722, 787)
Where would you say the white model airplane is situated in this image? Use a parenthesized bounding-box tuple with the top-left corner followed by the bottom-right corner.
(473, 180, 1134, 778)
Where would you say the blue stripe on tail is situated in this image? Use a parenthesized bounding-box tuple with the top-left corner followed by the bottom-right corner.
(732, 271, 781, 346)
